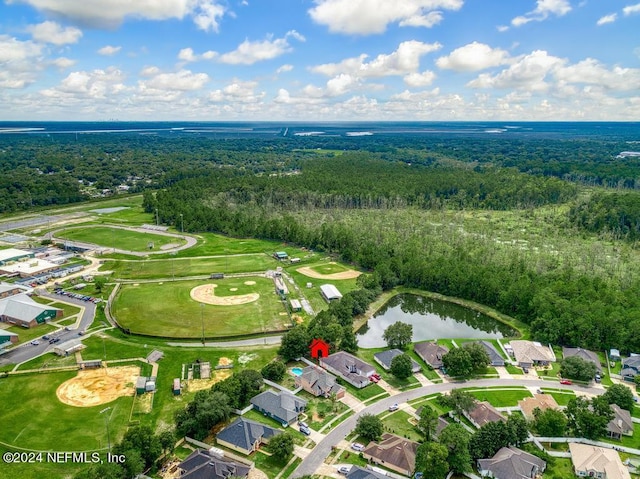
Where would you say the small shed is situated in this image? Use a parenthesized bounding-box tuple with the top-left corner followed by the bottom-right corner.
(273, 251, 288, 260)
(173, 378, 181, 395)
(145, 379, 156, 392)
(53, 339, 84, 356)
(136, 376, 147, 394)
(290, 299, 302, 312)
(290, 258, 301, 263)
(610, 349, 621, 362)
(320, 284, 342, 302)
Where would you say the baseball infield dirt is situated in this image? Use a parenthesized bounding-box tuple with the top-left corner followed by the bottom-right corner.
(296, 265, 361, 280)
(190, 284, 259, 306)
(56, 366, 139, 407)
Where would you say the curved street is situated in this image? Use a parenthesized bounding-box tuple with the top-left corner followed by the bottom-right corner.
(291, 378, 606, 478)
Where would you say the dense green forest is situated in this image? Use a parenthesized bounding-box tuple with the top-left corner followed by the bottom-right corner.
(144, 155, 640, 353)
(0, 128, 638, 214)
(569, 192, 640, 241)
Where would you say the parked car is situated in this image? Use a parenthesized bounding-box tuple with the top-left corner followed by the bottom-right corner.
(30, 340, 40, 346)
(351, 443, 365, 452)
(388, 403, 399, 412)
(299, 426, 311, 436)
(560, 379, 572, 385)
(338, 466, 352, 474)
(298, 420, 309, 429)
(595, 374, 601, 383)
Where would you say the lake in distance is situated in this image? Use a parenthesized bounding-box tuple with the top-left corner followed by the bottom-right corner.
(356, 293, 517, 348)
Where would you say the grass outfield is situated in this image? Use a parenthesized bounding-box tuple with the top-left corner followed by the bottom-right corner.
(0, 371, 133, 451)
(285, 265, 360, 313)
(309, 262, 350, 275)
(56, 226, 185, 252)
(102, 254, 278, 280)
(112, 277, 288, 337)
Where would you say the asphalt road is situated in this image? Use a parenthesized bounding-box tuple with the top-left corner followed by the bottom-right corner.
(291, 378, 605, 478)
(0, 291, 96, 367)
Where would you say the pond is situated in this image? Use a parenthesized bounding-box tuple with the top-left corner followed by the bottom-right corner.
(356, 294, 517, 348)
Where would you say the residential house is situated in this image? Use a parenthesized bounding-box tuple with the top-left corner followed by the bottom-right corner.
(415, 406, 449, 437)
(346, 466, 388, 479)
(296, 365, 345, 398)
(414, 342, 449, 370)
(216, 417, 281, 455)
(569, 443, 631, 479)
(518, 394, 559, 420)
(319, 351, 375, 389)
(464, 401, 506, 428)
(373, 349, 421, 373)
(621, 355, 640, 382)
(177, 449, 251, 479)
(362, 433, 419, 477)
(509, 340, 555, 369)
(477, 446, 546, 479)
(563, 347, 603, 373)
(464, 340, 505, 367)
(607, 404, 634, 440)
(250, 390, 307, 427)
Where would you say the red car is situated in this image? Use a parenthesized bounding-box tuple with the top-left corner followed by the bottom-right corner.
(560, 379, 572, 385)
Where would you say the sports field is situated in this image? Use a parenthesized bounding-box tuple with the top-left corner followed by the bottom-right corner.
(56, 226, 185, 252)
(102, 254, 278, 279)
(112, 277, 288, 337)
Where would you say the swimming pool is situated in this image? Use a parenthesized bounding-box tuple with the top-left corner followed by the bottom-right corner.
(291, 367, 304, 376)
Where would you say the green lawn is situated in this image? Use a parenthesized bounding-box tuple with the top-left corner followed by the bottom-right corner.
(103, 254, 278, 279)
(337, 379, 386, 402)
(167, 232, 289, 258)
(286, 266, 360, 314)
(0, 444, 85, 479)
(5, 323, 57, 347)
(618, 425, 640, 449)
(56, 226, 186, 252)
(465, 387, 533, 407)
(381, 410, 422, 442)
(505, 364, 525, 375)
(540, 388, 575, 406)
(308, 262, 351, 275)
(112, 277, 288, 338)
(47, 301, 82, 319)
(296, 391, 350, 431)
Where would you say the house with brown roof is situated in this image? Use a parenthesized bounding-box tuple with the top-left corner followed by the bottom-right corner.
(509, 340, 555, 368)
(362, 433, 419, 477)
(607, 404, 634, 440)
(295, 365, 345, 399)
(563, 347, 602, 373)
(464, 401, 506, 428)
(477, 446, 546, 479)
(518, 393, 559, 420)
(413, 342, 448, 369)
(569, 443, 631, 479)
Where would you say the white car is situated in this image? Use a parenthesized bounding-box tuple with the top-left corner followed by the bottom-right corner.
(338, 465, 352, 474)
(351, 443, 365, 452)
(388, 403, 399, 412)
(30, 340, 40, 346)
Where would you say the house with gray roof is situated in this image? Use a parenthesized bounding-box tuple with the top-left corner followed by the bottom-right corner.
(177, 449, 250, 479)
(563, 347, 602, 373)
(0, 290, 61, 328)
(319, 351, 375, 389)
(607, 404, 634, 440)
(0, 330, 18, 350)
(250, 390, 307, 427)
(413, 342, 449, 369)
(464, 341, 505, 367)
(346, 465, 388, 479)
(373, 349, 421, 373)
(477, 446, 546, 479)
(216, 417, 281, 455)
(295, 365, 345, 399)
(621, 355, 640, 382)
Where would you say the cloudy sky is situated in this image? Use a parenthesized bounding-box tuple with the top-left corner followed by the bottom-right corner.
(0, 0, 638, 121)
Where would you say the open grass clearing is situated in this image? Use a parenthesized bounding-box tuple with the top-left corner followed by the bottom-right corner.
(465, 387, 532, 407)
(381, 410, 422, 442)
(5, 323, 57, 347)
(296, 390, 350, 431)
(56, 225, 185, 252)
(47, 301, 82, 319)
(102, 254, 278, 280)
(285, 266, 360, 313)
(505, 364, 525, 375)
(540, 388, 576, 406)
(337, 379, 386, 402)
(112, 276, 288, 338)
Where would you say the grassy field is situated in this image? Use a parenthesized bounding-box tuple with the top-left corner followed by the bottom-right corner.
(56, 226, 185, 252)
(381, 410, 422, 442)
(465, 387, 532, 407)
(112, 277, 288, 338)
(308, 262, 351, 275)
(286, 265, 360, 313)
(540, 388, 576, 406)
(5, 323, 57, 347)
(102, 254, 278, 279)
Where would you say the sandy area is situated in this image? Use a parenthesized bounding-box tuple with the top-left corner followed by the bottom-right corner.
(230, 288, 238, 291)
(244, 280, 256, 285)
(218, 357, 232, 366)
(190, 283, 259, 306)
(296, 263, 361, 280)
(186, 369, 232, 392)
(56, 366, 139, 407)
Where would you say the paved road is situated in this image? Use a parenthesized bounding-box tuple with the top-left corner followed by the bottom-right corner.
(0, 291, 96, 368)
(168, 336, 282, 348)
(291, 378, 605, 478)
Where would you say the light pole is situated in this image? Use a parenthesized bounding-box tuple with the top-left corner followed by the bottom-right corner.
(100, 406, 112, 453)
(180, 213, 184, 233)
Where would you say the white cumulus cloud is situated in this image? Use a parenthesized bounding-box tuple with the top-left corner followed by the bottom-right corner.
(403, 70, 436, 87)
(308, 0, 463, 35)
(98, 45, 121, 56)
(139, 69, 209, 91)
(219, 31, 304, 65)
(311, 41, 441, 78)
(511, 0, 572, 27)
(27, 21, 82, 45)
(41, 67, 126, 98)
(51, 57, 76, 68)
(436, 42, 510, 72)
(8, 0, 228, 31)
(597, 13, 617, 25)
(623, 3, 640, 16)
(177, 47, 218, 62)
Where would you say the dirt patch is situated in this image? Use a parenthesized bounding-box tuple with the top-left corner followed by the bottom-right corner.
(56, 366, 139, 407)
(190, 284, 259, 306)
(296, 265, 361, 280)
(279, 312, 288, 316)
(230, 288, 238, 292)
(186, 369, 232, 392)
(160, 243, 181, 250)
(218, 357, 232, 366)
(244, 280, 256, 285)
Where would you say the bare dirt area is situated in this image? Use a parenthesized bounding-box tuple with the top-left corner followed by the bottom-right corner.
(190, 284, 259, 306)
(296, 265, 361, 280)
(56, 366, 139, 407)
(244, 280, 256, 285)
(185, 369, 232, 392)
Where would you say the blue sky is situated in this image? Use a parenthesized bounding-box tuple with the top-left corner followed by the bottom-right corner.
(0, 0, 638, 120)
